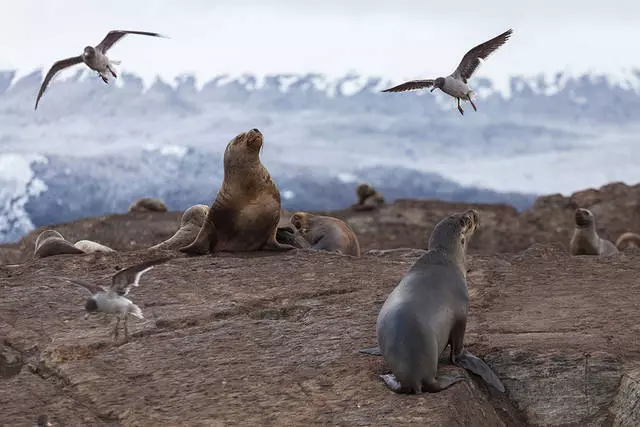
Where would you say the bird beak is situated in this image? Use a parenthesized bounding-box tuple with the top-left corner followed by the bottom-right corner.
(430, 87, 437, 92)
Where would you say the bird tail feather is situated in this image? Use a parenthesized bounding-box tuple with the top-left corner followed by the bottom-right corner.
(129, 303, 144, 319)
(467, 90, 477, 100)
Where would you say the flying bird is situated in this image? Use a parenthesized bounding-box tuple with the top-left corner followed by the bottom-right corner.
(34, 30, 167, 110)
(382, 29, 513, 115)
(56, 257, 171, 341)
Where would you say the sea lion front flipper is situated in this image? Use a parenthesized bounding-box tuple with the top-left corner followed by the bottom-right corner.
(275, 227, 311, 249)
(358, 347, 382, 356)
(379, 374, 415, 394)
(264, 231, 297, 252)
(179, 219, 216, 255)
(454, 350, 505, 392)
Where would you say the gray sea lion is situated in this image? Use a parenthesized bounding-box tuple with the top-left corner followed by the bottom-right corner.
(615, 232, 640, 250)
(360, 209, 505, 393)
(569, 208, 618, 255)
(149, 204, 209, 250)
(128, 197, 168, 213)
(179, 129, 296, 254)
(34, 230, 85, 259)
(73, 240, 116, 254)
(289, 212, 361, 256)
(353, 183, 385, 212)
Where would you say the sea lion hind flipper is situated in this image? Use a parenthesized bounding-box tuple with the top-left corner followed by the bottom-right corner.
(264, 233, 297, 251)
(455, 350, 505, 392)
(358, 347, 382, 356)
(379, 374, 415, 394)
(275, 227, 311, 249)
(179, 219, 216, 255)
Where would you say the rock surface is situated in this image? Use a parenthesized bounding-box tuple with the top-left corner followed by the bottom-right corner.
(1, 243, 639, 426)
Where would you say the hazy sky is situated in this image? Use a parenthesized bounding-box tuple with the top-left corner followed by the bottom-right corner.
(1, 0, 639, 91)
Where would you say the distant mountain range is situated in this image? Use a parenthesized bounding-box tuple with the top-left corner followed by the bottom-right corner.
(2, 68, 640, 243)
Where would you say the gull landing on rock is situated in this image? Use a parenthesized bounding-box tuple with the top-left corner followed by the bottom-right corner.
(382, 29, 513, 116)
(34, 30, 167, 110)
(55, 257, 171, 342)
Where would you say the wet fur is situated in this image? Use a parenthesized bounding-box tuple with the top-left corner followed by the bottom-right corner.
(290, 212, 361, 256)
(569, 208, 618, 255)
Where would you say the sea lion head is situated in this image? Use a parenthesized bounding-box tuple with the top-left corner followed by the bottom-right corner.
(574, 208, 594, 228)
(429, 209, 480, 253)
(35, 230, 64, 249)
(181, 204, 209, 227)
(356, 183, 376, 204)
(431, 77, 446, 92)
(290, 212, 311, 234)
(223, 128, 264, 171)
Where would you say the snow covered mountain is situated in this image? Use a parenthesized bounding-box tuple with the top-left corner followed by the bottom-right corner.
(2, 68, 640, 243)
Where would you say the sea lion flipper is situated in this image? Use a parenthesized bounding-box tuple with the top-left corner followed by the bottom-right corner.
(358, 347, 382, 356)
(455, 350, 505, 392)
(264, 235, 297, 251)
(179, 219, 216, 255)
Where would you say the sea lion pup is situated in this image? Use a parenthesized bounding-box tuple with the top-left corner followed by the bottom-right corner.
(360, 209, 505, 393)
(615, 232, 640, 250)
(288, 212, 361, 256)
(180, 128, 296, 254)
(128, 197, 168, 213)
(73, 240, 115, 253)
(569, 208, 618, 255)
(33, 230, 85, 259)
(353, 183, 385, 212)
(149, 204, 209, 250)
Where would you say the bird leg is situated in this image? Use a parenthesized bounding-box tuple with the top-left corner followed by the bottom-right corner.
(107, 65, 117, 78)
(112, 317, 120, 340)
(99, 73, 109, 84)
(469, 99, 477, 112)
(457, 98, 464, 115)
(123, 316, 129, 342)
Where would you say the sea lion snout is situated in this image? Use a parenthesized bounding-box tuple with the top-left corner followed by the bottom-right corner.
(574, 208, 593, 227)
(250, 128, 262, 135)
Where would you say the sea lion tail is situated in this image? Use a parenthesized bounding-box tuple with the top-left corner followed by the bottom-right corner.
(456, 350, 505, 392)
(615, 232, 640, 250)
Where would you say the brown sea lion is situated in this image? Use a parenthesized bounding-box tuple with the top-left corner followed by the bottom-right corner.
(73, 240, 116, 254)
(359, 209, 504, 393)
(569, 208, 618, 255)
(615, 232, 640, 250)
(33, 230, 86, 259)
(150, 204, 209, 250)
(289, 212, 361, 256)
(180, 128, 296, 254)
(353, 183, 385, 211)
(128, 197, 168, 213)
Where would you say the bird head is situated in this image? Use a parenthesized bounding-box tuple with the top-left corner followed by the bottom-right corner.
(84, 298, 98, 319)
(431, 77, 445, 92)
(82, 46, 95, 58)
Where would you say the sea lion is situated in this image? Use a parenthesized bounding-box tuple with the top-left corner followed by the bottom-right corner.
(180, 128, 296, 254)
(615, 232, 640, 250)
(150, 204, 210, 250)
(353, 183, 385, 212)
(360, 209, 505, 393)
(288, 212, 361, 256)
(34, 230, 85, 259)
(73, 240, 115, 253)
(569, 208, 618, 255)
(128, 197, 168, 213)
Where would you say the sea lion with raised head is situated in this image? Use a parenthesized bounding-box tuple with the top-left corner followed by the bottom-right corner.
(34, 230, 86, 259)
(150, 204, 209, 250)
(569, 208, 618, 255)
(360, 209, 504, 393)
(288, 212, 361, 256)
(353, 183, 385, 212)
(180, 129, 296, 254)
(615, 232, 640, 250)
(128, 197, 168, 213)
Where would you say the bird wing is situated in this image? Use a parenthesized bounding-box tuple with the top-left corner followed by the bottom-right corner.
(451, 29, 513, 83)
(381, 79, 435, 93)
(96, 30, 165, 53)
(110, 257, 171, 295)
(55, 276, 106, 296)
(34, 56, 83, 110)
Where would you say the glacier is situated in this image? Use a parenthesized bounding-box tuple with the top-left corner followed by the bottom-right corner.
(1, 67, 640, 243)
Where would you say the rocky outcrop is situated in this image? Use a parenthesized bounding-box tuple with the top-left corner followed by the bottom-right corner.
(0, 243, 639, 425)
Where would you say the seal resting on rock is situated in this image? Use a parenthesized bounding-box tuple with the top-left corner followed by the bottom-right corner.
(150, 204, 209, 251)
(352, 183, 385, 212)
(569, 208, 618, 255)
(360, 209, 505, 393)
(73, 240, 115, 254)
(128, 197, 168, 213)
(33, 230, 85, 259)
(615, 232, 640, 250)
(288, 212, 361, 256)
(180, 128, 296, 254)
